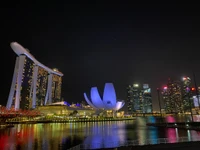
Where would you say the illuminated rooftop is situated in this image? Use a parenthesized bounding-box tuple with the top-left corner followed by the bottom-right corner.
(11, 42, 63, 76)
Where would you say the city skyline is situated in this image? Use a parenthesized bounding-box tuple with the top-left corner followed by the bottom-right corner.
(4, 44, 199, 112)
(2, 2, 200, 111)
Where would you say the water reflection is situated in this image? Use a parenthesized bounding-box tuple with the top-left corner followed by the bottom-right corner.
(83, 121, 126, 149)
(146, 116, 158, 144)
(135, 117, 158, 145)
(166, 128, 177, 143)
(0, 117, 200, 149)
(164, 115, 200, 143)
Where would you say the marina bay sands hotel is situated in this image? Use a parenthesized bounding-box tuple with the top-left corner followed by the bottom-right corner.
(7, 42, 63, 110)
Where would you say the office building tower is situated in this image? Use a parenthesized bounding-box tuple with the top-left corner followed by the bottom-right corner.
(162, 86, 170, 113)
(36, 67, 48, 106)
(162, 78, 183, 113)
(141, 84, 152, 113)
(127, 83, 152, 114)
(181, 77, 192, 112)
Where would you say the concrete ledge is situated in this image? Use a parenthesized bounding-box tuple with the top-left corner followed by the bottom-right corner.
(116, 141, 200, 150)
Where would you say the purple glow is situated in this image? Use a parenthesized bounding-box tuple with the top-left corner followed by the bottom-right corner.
(91, 87, 104, 108)
(64, 101, 70, 106)
(76, 103, 81, 107)
(83, 83, 125, 110)
(193, 95, 200, 107)
(83, 122, 123, 149)
(83, 93, 97, 109)
(103, 83, 117, 109)
(114, 101, 125, 111)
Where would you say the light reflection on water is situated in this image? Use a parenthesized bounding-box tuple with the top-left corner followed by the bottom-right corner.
(0, 116, 200, 149)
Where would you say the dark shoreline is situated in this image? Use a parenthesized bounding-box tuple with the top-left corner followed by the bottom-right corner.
(69, 141, 200, 150)
(116, 141, 200, 150)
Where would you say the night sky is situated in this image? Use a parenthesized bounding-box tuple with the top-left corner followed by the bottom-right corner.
(2, 2, 200, 111)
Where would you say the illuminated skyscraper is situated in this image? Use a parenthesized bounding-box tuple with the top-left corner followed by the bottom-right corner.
(20, 57, 34, 109)
(168, 79, 182, 113)
(10, 56, 34, 109)
(127, 84, 152, 114)
(141, 84, 152, 113)
(52, 69, 62, 103)
(7, 42, 63, 110)
(162, 78, 183, 113)
(162, 86, 170, 113)
(162, 77, 200, 114)
(181, 77, 192, 112)
(127, 84, 141, 113)
(36, 67, 48, 106)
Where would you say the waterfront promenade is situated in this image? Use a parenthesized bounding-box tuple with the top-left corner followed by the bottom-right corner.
(69, 136, 200, 150)
(117, 141, 200, 150)
(4, 117, 136, 124)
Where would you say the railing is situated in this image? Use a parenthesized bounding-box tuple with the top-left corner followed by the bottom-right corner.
(67, 136, 200, 150)
(5, 117, 135, 123)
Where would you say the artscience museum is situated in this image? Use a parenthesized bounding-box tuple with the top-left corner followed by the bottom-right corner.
(83, 83, 125, 113)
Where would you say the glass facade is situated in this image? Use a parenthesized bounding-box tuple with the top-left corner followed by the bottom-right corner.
(162, 77, 195, 114)
(127, 84, 152, 114)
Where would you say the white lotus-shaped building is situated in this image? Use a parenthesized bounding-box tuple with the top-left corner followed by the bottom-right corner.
(83, 83, 125, 111)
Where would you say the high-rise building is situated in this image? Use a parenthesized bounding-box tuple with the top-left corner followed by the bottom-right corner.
(191, 87, 200, 111)
(18, 57, 34, 109)
(168, 79, 182, 113)
(162, 86, 170, 113)
(36, 67, 48, 106)
(127, 83, 152, 114)
(35, 68, 62, 106)
(181, 77, 192, 112)
(162, 78, 188, 113)
(162, 77, 200, 114)
(52, 69, 62, 103)
(141, 84, 152, 113)
(7, 42, 64, 110)
(127, 84, 141, 113)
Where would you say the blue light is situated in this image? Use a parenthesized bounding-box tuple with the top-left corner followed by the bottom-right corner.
(64, 101, 70, 106)
(83, 83, 124, 111)
(103, 83, 117, 109)
(76, 103, 81, 107)
(91, 87, 104, 108)
(147, 116, 156, 123)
